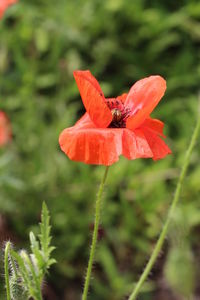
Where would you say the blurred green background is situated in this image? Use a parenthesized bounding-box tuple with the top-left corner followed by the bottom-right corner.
(0, 0, 200, 299)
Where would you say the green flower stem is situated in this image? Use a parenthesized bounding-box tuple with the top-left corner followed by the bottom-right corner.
(4, 242, 11, 300)
(82, 166, 109, 300)
(128, 112, 200, 300)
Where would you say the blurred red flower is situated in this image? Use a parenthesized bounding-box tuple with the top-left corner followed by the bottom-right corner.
(0, 0, 17, 19)
(0, 111, 12, 146)
(59, 70, 171, 165)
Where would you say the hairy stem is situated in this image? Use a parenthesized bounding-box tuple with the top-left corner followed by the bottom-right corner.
(82, 166, 109, 300)
(4, 242, 11, 300)
(128, 111, 200, 300)
(22, 251, 43, 300)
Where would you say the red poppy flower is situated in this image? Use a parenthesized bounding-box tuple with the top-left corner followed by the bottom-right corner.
(59, 70, 171, 165)
(0, 0, 17, 19)
(0, 111, 12, 146)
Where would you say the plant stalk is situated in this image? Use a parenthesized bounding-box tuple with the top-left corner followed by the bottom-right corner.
(128, 111, 200, 300)
(82, 166, 109, 300)
(4, 242, 11, 300)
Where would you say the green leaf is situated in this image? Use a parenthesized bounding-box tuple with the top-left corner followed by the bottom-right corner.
(39, 202, 51, 258)
(47, 258, 57, 268)
(4, 202, 56, 299)
(38, 202, 56, 272)
(29, 232, 44, 272)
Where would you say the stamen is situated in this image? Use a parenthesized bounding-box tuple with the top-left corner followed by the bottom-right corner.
(106, 98, 130, 128)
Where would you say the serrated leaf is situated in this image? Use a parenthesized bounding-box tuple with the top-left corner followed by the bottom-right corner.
(48, 246, 56, 255)
(30, 232, 39, 250)
(47, 258, 57, 267)
(30, 232, 44, 272)
(39, 202, 51, 258)
(5, 202, 56, 300)
(38, 202, 55, 273)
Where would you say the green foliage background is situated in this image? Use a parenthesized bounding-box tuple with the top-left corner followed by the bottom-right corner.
(0, 0, 200, 299)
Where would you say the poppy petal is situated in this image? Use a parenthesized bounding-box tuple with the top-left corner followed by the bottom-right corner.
(0, 111, 12, 146)
(59, 126, 123, 166)
(141, 127, 171, 160)
(59, 115, 156, 165)
(122, 128, 153, 160)
(73, 70, 112, 128)
(125, 76, 166, 130)
(140, 117, 165, 137)
(73, 113, 97, 130)
(116, 93, 128, 104)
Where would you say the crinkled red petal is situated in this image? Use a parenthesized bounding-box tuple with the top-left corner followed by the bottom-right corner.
(59, 127, 122, 166)
(141, 127, 171, 160)
(73, 112, 97, 129)
(0, 111, 12, 146)
(140, 117, 165, 137)
(125, 76, 166, 130)
(73, 70, 112, 128)
(59, 114, 156, 165)
(122, 129, 153, 160)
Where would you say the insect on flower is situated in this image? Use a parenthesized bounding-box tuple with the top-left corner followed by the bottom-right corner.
(59, 70, 171, 165)
(0, 0, 17, 19)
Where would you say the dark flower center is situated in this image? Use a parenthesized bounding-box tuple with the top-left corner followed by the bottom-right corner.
(106, 99, 130, 128)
